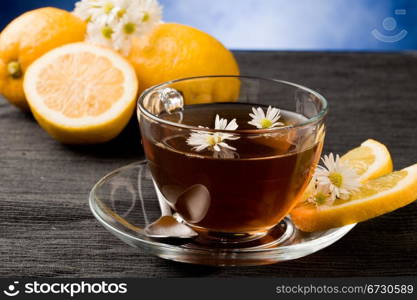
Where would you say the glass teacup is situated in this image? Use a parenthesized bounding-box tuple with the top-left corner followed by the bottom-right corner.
(137, 76, 327, 243)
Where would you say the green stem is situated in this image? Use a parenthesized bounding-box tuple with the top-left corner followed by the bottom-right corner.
(7, 61, 22, 79)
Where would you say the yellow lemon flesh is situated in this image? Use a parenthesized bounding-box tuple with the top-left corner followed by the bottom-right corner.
(0, 7, 86, 110)
(23, 42, 138, 144)
(341, 139, 393, 182)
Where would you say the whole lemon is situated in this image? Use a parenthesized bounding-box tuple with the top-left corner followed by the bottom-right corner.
(128, 23, 240, 104)
(0, 7, 86, 110)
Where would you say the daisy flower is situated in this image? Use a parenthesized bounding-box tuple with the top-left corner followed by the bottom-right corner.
(85, 18, 116, 49)
(134, 0, 163, 35)
(248, 106, 284, 129)
(307, 183, 334, 207)
(73, 0, 162, 55)
(314, 153, 361, 200)
(186, 114, 239, 153)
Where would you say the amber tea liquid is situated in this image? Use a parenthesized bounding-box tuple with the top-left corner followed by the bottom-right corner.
(141, 103, 323, 233)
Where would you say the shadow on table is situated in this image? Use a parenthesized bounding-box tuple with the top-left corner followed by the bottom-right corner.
(64, 116, 144, 159)
(1, 97, 145, 159)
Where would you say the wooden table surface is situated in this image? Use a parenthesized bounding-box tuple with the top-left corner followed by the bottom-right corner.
(1, 51, 416, 277)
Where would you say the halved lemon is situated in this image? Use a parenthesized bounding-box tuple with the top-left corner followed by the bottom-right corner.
(23, 42, 138, 144)
(291, 164, 417, 232)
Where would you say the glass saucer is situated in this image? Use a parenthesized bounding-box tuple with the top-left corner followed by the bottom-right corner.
(89, 161, 356, 266)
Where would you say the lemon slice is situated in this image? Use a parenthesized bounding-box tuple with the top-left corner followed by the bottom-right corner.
(341, 139, 393, 182)
(23, 42, 138, 143)
(291, 164, 417, 232)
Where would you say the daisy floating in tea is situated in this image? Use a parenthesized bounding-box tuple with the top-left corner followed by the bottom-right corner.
(186, 115, 239, 152)
(186, 105, 287, 155)
(248, 106, 284, 129)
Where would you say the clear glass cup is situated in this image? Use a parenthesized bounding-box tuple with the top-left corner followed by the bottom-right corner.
(137, 76, 327, 243)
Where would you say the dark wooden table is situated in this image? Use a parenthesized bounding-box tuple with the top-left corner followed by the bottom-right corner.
(1, 51, 416, 277)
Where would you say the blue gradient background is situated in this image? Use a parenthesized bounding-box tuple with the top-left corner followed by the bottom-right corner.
(1, 0, 416, 50)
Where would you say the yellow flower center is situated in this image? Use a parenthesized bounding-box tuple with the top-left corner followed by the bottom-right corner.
(142, 12, 150, 22)
(260, 118, 273, 128)
(329, 172, 343, 187)
(117, 8, 126, 18)
(123, 22, 136, 34)
(315, 192, 327, 205)
(103, 2, 114, 14)
(207, 135, 221, 146)
(101, 26, 114, 39)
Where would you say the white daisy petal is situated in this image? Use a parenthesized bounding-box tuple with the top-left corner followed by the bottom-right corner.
(194, 145, 207, 152)
(225, 118, 238, 131)
(218, 142, 236, 151)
